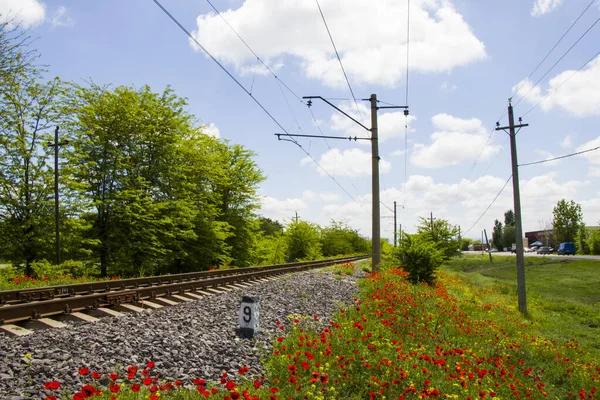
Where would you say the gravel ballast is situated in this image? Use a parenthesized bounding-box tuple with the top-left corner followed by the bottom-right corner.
(0, 268, 363, 399)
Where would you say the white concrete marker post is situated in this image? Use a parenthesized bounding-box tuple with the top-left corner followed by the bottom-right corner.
(238, 296, 259, 339)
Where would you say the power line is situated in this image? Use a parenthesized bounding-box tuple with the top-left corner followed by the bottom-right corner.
(203, 0, 304, 104)
(510, 0, 597, 99)
(463, 175, 512, 236)
(521, 50, 600, 117)
(151, 0, 365, 212)
(314, 0, 366, 126)
(519, 145, 600, 167)
(515, 15, 600, 106)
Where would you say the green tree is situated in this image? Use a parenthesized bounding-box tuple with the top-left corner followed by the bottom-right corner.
(393, 233, 444, 285)
(552, 199, 584, 243)
(258, 217, 283, 236)
(492, 219, 503, 250)
(504, 209, 515, 227)
(416, 217, 459, 260)
(284, 220, 322, 262)
(586, 226, 600, 255)
(66, 84, 224, 276)
(0, 23, 67, 273)
(503, 225, 516, 250)
(320, 220, 369, 257)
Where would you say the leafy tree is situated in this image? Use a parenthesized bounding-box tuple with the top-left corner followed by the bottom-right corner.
(492, 219, 503, 250)
(552, 199, 584, 243)
(576, 224, 590, 255)
(586, 226, 600, 255)
(321, 220, 369, 257)
(284, 220, 322, 262)
(503, 225, 516, 250)
(504, 209, 515, 227)
(212, 143, 265, 268)
(0, 23, 67, 273)
(258, 217, 283, 236)
(416, 217, 459, 260)
(393, 233, 444, 285)
(254, 231, 286, 265)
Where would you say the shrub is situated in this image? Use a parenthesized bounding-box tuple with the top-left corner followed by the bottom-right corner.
(393, 233, 444, 285)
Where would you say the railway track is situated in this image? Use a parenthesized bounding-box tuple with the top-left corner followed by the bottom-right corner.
(0, 255, 368, 330)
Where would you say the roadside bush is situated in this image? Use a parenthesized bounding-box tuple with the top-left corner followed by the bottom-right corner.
(393, 233, 444, 285)
(587, 228, 600, 255)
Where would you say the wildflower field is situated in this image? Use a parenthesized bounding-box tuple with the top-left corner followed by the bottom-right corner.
(38, 257, 599, 399)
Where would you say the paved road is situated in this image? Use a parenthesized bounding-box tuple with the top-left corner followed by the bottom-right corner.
(462, 251, 600, 261)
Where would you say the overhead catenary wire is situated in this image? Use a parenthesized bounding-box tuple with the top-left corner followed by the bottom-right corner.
(151, 0, 365, 211)
(510, 0, 597, 99)
(519, 145, 600, 167)
(514, 15, 600, 106)
(314, 0, 366, 127)
(204, 0, 304, 104)
(462, 175, 512, 236)
(521, 50, 600, 117)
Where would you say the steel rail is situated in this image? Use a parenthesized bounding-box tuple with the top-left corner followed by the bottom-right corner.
(0, 256, 367, 305)
(0, 255, 368, 324)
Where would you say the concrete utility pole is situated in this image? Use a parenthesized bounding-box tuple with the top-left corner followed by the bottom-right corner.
(277, 95, 408, 273)
(484, 229, 492, 264)
(49, 126, 69, 265)
(496, 100, 529, 316)
(393, 201, 397, 247)
(294, 211, 299, 223)
(370, 95, 381, 269)
(458, 225, 461, 257)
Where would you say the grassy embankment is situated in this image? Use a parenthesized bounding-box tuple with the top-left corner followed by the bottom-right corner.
(38, 257, 599, 399)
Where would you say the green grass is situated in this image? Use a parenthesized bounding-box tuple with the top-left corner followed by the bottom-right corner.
(442, 254, 600, 359)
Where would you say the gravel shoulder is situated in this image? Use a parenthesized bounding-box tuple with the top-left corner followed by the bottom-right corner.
(0, 268, 363, 399)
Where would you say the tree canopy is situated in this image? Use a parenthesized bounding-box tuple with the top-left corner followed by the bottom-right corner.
(552, 199, 584, 244)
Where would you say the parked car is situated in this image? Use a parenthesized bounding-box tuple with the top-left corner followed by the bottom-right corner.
(536, 246, 553, 255)
(557, 242, 576, 255)
(524, 247, 535, 253)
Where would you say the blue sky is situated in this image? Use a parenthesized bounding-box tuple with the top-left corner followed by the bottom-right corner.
(2, 0, 600, 241)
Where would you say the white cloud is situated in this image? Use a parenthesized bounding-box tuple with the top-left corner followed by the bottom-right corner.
(512, 55, 600, 117)
(330, 102, 416, 143)
(411, 113, 500, 168)
(260, 196, 307, 221)
(50, 5, 74, 28)
(301, 147, 392, 177)
(0, 0, 45, 27)
(190, 0, 486, 88)
(202, 123, 220, 138)
(440, 81, 457, 93)
(302, 190, 340, 202)
(531, 0, 563, 16)
(560, 135, 572, 148)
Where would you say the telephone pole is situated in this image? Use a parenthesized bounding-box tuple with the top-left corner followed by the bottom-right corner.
(276, 95, 408, 273)
(393, 201, 397, 247)
(496, 100, 529, 316)
(49, 126, 69, 265)
(294, 211, 299, 223)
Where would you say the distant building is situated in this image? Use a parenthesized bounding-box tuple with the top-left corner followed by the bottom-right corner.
(525, 226, 600, 247)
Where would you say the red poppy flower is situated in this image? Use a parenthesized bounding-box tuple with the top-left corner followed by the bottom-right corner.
(253, 380, 261, 389)
(150, 395, 158, 400)
(238, 365, 249, 374)
(109, 373, 118, 381)
(73, 392, 84, 400)
(92, 372, 101, 379)
(174, 380, 182, 387)
(143, 378, 152, 386)
(131, 384, 141, 392)
(270, 387, 279, 393)
(127, 373, 135, 380)
(314, 314, 319, 319)
(211, 388, 218, 394)
(149, 385, 158, 393)
(226, 381, 237, 391)
(78, 367, 90, 376)
(301, 361, 309, 370)
(147, 361, 155, 368)
(109, 384, 120, 394)
(320, 374, 329, 384)
(141, 369, 149, 376)
(288, 364, 297, 374)
(44, 381, 60, 390)
(231, 393, 241, 400)
(127, 366, 138, 374)
(194, 378, 206, 386)
(269, 396, 278, 400)
(45, 397, 57, 400)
